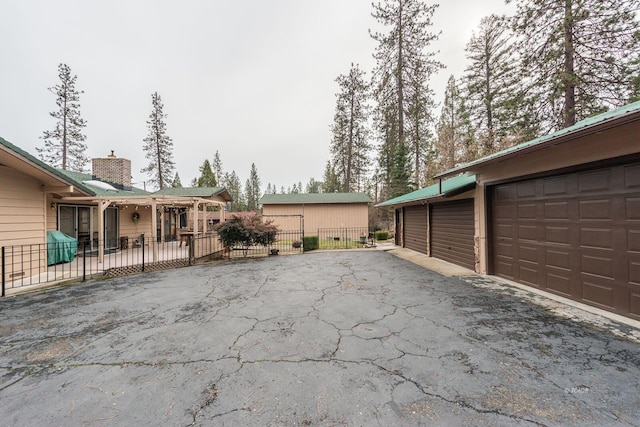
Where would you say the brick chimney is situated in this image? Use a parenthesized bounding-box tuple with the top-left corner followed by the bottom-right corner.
(92, 151, 132, 190)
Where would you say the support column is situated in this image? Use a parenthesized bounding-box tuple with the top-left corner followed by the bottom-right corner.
(98, 200, 110, 263)
(151, 199, 158, 262)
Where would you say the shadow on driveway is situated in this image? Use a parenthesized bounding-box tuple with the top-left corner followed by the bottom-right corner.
(1, 251, 639, 426)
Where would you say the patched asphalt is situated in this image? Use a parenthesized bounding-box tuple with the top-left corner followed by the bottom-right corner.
(0, 250, 639, 426)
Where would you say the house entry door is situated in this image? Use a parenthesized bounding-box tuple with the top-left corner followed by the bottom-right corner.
(59, 205, 92, 249)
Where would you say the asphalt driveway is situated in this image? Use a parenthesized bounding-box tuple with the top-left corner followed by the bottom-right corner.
(1, 250, 639, 426)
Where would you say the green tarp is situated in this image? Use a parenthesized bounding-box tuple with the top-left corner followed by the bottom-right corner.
(46, 231, 77, 265)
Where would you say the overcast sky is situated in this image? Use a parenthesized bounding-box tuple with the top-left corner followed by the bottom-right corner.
(0, 0, 514, 192)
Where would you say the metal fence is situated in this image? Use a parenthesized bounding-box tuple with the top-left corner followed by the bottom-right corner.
(316, 227, 373, 250)
(1, 233, 224, 296)
(228, 229, 304, 258)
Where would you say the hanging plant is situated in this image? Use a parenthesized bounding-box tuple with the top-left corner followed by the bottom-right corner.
(132, 212, 140, 224)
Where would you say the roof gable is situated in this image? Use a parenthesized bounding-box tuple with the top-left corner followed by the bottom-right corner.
(0, 136, 94, 195)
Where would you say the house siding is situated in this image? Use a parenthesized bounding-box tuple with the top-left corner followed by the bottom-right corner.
(0, 166, 47, 282)
(0, 166, 45, 247)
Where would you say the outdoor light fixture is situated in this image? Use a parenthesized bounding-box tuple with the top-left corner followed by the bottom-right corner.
(50, 202, 56, 210)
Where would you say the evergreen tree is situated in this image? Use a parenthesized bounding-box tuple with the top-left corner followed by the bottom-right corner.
(212, 150, 224, 184)
(464, 14, 532, 155)
(322, 161, 341, 193)
(435, 76, 476, 173)
(245, 163, 262, 211)
(38, 63, 88, 171)
(291, 183, 299, 194)
(371, 0, 444, 186)
(171, 172, 182, 188)
(224, 171, 244, 211)
(406, 61, 436, 187)
(141, 92, 175, 190)
(306, 178, 322, 193)
(196, 159, 217, 187)
(508, 0, 640, 129)
(330, 63, 371, 193)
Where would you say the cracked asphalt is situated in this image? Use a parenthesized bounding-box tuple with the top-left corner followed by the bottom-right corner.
(1, 250, 639, 426)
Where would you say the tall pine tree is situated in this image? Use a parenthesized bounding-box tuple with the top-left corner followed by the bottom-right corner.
(245, 163, 262, 212)
(509, 0, 640, 130)
(141, 92, 175, 190)
(435, 75, 475, 174)
(464, 14, 533, 155)
(330, 63, 371, 193)
(196, 159, 217, 187)
(223, 171, 244, 212)
(38, 63, 88, 171)
(371, 0, 443, 189)
(322, 161, 341, 193)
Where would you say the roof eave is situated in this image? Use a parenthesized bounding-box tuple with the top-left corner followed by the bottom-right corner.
(434, 107, 640, 179)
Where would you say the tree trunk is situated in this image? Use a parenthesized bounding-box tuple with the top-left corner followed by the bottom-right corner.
(397, 2, 405, 145)
(563, 0, 576, 127)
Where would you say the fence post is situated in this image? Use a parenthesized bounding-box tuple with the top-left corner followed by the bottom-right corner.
(188, 235, 194, 265)
(1, 246, 5, 297)
(141, 234, 145, 272)
(82, 241, 87, 282)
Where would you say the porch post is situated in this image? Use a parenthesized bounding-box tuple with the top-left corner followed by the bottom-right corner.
(159, 205, 165, 249)
(151, 198, 158, 262)
(193, 200, 200, 233)
(98, 200, 110, 263)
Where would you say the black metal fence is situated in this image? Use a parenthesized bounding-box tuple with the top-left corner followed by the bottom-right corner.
(1, 233, 224, 296)
(316, 227, 373, 250)
(228, 230, 304, 258)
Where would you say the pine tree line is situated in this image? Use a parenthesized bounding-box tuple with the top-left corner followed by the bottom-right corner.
(325, 0, 639, 208)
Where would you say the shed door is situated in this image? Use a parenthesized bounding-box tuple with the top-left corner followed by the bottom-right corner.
(404, 205, 428, 254)
(490, 162, 640, 320)
(430, 199, 475, 270)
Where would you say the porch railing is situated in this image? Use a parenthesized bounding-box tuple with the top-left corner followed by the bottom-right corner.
(1, 232, 223, 296)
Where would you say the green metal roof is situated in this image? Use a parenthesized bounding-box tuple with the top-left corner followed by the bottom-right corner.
(0, 136, 94, 195)
(435, 100, 640, 178)
(260, 192, 372, 205)
(375, 174, 476, 207)
(153, 186, 232, 201)
(56, 169, 150, 196)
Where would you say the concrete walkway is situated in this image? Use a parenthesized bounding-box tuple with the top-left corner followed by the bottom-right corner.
(0, 250, 639, 426)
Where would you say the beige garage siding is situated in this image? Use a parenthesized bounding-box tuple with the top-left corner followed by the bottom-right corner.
(263, 203, 368, 235)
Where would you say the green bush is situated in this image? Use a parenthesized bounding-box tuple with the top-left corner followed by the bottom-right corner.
(303, 235, 319, 252)
(375, 231, 389, 241)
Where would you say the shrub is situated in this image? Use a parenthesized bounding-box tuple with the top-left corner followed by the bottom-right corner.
(375, 231, 389, 241)
(303, 235, 319, 252)
(215, 212, 279, 252)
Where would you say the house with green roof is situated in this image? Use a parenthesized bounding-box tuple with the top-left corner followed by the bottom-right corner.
(1, 140, 231, 268)
(377, 100, 640, 321)
(260, 192, 372, 235)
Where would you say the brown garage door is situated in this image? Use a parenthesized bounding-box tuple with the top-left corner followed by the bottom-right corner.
(404, 205, 428, 254)
(491, 162, 640, 320)
(431, 199, 475, 270)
